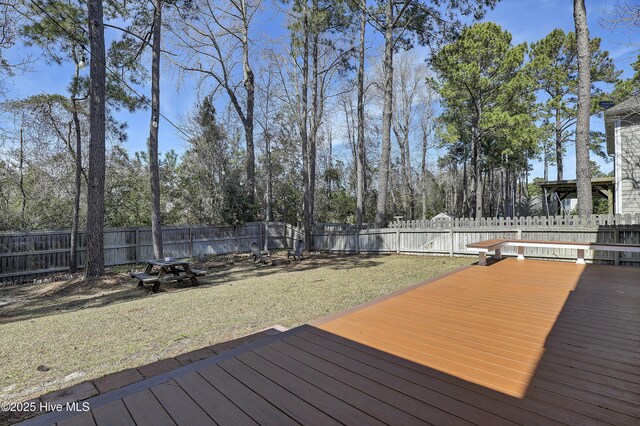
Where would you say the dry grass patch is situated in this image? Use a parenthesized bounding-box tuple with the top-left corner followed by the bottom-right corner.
(0, 253, 470, 404)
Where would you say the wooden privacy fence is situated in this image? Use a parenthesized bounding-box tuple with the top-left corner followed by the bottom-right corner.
(0, 222, 302, 282)
(313, 214, 640, 267)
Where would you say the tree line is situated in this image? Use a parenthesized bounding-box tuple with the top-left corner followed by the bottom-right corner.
(0, 1, 638, 277)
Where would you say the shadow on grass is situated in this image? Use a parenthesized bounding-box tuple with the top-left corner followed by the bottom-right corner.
(0, 253, 386, 325)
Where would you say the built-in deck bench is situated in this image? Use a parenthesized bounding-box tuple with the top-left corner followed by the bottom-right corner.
(467, 238, 640, 265)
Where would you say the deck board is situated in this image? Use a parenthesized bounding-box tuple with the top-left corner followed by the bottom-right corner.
(174, 372, 257, 425)
(217, 357, 340, 425)
(91, 400, 135, 426)
(197, 364, 297, 425)
(122, 389, 176, 426)
(23, 258, 640, 426)
(150, 381, 215, 425)
(235, 351, 382, 425)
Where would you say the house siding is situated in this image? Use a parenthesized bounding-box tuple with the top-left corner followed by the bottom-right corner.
(619, 114, 640, 214)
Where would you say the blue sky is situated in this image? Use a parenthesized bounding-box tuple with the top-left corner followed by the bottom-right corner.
(3, 0, 639, 180)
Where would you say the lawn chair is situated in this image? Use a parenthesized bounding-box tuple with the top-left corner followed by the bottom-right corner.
(288, 239, 305, 261)
(250, 241, 271, 264)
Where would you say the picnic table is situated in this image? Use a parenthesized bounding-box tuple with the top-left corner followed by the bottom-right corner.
(130, 258, 206, 292)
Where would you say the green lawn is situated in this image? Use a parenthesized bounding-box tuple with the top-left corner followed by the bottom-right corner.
(0, 253, 470, 404)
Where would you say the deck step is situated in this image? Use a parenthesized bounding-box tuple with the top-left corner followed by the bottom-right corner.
(189, 268, 206, 276)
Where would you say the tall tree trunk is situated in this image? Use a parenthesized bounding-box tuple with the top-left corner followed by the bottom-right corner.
(300, 5, 311, 245)
(394, 126, 409, 217)
(474, 126, 483, 219)
(149, 0, 163, 259)
(264, 83, 273, 224)
(404, 132, 414, 219)
(85, 0, 106, 278)
(19, 127, 26, 229)
(462, 148, 468, 216)
(241, 0, 256, 205)
(375, 0, 393, 227)
(573, 0, 593, 216)
(69, 98, 82, 272)
(355, 3, 366, 228)
(309, 4, 319, 237)
(543, 142, 549, 182)
(555, 108, 563, 181)
(470, 117, 480, 218)
(421, 117, 428, 220)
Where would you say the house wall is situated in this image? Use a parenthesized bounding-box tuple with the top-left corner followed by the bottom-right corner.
(618, 114, 640, 214)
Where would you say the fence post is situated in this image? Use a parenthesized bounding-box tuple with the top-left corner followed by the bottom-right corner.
(396, 230, 401, 253)
(235, 225, 239, 253)
(355, 230, 360, 255)
(614, 227, 620, 266)
(449, 228, 454, 257)
(517, 228, 522, 240)
(189, 226, 194, 258)
(135, 228, 140, 264)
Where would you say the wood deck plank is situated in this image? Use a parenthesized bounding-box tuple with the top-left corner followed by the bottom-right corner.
(174, 372, 257, 426)
(122, 389, 176, 426)
(262, 342, 431, 425)
(56, 411, 95, 426)
(150, 381, 215, 425)
(91, 400, 135, 426)
(197, 364, 298, 426)
(218, 357, 341, 425)
(235, 351, 384, 426)
(276, 337, 469, 425)
(292, 331, 518, 426)
(297, 328, 560, 426)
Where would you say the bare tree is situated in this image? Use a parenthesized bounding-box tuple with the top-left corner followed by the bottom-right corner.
(392, 54, 427, 219)
(256, 53, 278, 224)
(573, 0, 593, 216)
(85, 0, 106, 277)
(355, 0, 366, 228)
(171, 0, 259, 207)
(418, 77, 437, 220)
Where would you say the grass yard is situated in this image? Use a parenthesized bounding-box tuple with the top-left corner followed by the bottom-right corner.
(0, 253, 470, 404)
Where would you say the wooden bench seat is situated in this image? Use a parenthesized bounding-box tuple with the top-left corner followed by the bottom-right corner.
(189, 268, 206, 276)
(467, 239, 640, 265)
(466, 239, 508, 265)
(130, 272, 158, 283)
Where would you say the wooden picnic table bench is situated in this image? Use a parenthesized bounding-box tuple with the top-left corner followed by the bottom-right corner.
(467, 238, 640, 266)
(130, 258, 206, 292)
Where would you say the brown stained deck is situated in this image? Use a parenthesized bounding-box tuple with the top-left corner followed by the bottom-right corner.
(22, 259, 640, 426)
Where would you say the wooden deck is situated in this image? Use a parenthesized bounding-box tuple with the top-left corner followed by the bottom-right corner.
(23, 259, 640, 425)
